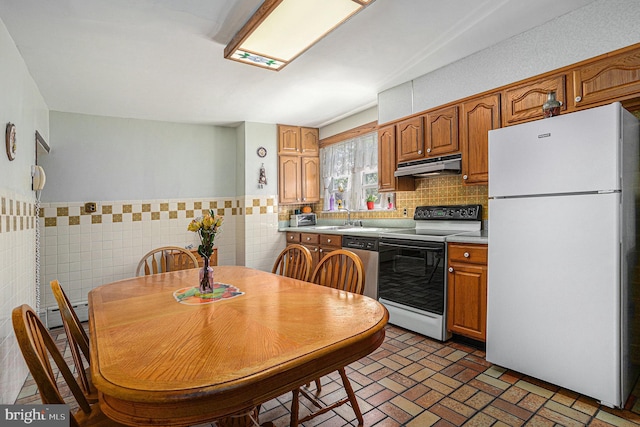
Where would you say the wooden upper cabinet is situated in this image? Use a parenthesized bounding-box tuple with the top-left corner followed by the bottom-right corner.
(378, 125, 396, 191)
(503, 74, 567, 126)
(278, 125, 301, 154)
(572, 47, 640, 110)
(279, 125, 318, 155)
(278, 155, 301, 204)
(278, 125, 319, 205)
(301, 156, 320, 203)
(424, 105, 459, 156)
(396, 116, 424, 162)
(461, 93, 501, 185)
(378, 125, 415, 193)
(300, 127, 319, 155)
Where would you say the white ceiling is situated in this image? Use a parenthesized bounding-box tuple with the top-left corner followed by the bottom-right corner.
(0, 0, 596, 128)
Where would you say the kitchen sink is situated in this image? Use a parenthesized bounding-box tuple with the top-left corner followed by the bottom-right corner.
(308, 225, 400, 233)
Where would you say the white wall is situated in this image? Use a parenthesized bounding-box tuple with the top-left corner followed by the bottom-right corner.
(322, 0, 640, 137)
(411, 0, 640, 113)
(42, 112, 237, 202)
(238, 122, 285, 271)
(0, 16, 49, 404)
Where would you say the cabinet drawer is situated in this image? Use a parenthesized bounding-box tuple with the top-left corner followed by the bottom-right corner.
(286, 232, 301, 243)
(320, 234, 341, 247)
(300, 233, 319, 244)
(448, 244, 487, 264)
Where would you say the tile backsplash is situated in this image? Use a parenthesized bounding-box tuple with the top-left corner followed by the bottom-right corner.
(279, 175, 488, 221)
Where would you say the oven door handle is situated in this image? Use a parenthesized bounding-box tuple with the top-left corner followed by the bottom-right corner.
(379, 242, 443, 251)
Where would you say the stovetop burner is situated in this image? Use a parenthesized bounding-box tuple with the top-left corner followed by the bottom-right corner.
(381, 204, 482, 242)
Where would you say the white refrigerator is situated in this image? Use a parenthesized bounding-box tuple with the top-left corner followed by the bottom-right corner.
(487, 102, 639, 407)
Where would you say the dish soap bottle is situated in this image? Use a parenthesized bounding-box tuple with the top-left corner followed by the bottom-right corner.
(329, 194, 335, 211)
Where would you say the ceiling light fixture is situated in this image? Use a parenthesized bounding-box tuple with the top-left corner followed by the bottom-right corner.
(224, 0, 374, 71)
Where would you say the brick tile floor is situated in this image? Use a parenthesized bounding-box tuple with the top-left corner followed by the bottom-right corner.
(15, 324, 640, 427)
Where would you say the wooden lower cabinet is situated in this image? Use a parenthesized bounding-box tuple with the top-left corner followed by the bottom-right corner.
(287, 232, 341, 274)
(446, 243, 488, 342)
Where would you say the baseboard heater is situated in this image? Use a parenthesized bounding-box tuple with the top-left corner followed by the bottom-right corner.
(45, 301, 89, 329)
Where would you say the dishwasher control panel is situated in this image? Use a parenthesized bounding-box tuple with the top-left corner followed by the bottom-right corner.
(342, 236, 378, 251)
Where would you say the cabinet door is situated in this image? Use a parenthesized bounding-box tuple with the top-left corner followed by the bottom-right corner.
(278, 155, 301, 204)
(378, 125, 415, 192)
(302, 243, 320, 271)
(425, 105, 459, 156)
(447, 261, 487, 342)
(396, 116, 424, 162)
(378, 125, 396, 191)
(460, 93, 501, 185)
(301, 156, 320, 203)
(278, 125, 300, 154)
(572, 47, 640, 109)
(300, 127, 319, 155)
(503, 74, 566, 126)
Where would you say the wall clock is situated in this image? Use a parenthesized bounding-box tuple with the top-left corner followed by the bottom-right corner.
(257, 146, 267, 158)
(5, 123, 16, 161)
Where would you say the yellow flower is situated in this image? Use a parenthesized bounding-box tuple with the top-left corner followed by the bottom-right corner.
(187, 219, 201, 232)
(203, 214, 215, 229)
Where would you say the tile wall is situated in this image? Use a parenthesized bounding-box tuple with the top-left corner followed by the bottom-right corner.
(279, 175, 489, 222)
(0, 192, 37, 404)
(38, 196, 282, 314)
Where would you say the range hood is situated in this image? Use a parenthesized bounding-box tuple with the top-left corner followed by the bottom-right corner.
(394, 153, 462, 178)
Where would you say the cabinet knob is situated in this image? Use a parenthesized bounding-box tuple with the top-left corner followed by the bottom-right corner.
(448, 267, 454, 273)
(418, 150, 422, 154)
(319, 248, 323, 252)
(463, 175, 468, 180)
(327, 239, 331, 243)
(302, 198, 306, 201)
(306, 237, 311, 241)
(464, 252, 470, 258)
(575, 96, 582, 102)
(426, 148, 431, 153)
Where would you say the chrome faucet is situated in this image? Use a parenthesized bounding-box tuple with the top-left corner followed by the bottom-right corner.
(339, 206, 353, 226)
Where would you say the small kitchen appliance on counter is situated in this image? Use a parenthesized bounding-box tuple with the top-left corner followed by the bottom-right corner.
(377, 205, 482, 341)
(289, 213, 316, 227)
(487, 102, 639, 407)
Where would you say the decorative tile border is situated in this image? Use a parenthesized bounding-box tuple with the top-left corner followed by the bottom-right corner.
(41, 197, 278, 227)
(0, 196, 37, 233)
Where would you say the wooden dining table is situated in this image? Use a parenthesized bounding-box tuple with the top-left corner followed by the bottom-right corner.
(89, 265, 389, 426)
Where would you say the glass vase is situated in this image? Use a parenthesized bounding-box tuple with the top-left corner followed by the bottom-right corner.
(199, 255, 214, 294)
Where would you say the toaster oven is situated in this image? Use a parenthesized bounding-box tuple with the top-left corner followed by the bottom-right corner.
(289, 213, 317, 227)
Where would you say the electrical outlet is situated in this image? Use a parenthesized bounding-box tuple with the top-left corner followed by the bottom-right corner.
(84, 202, 97, 213)
(403, 208, 407, 217)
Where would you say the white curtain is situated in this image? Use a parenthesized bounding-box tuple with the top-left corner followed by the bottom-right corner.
(320, 132, 378, 211)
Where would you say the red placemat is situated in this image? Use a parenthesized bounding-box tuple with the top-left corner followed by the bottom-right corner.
(173, 283, 244, 305)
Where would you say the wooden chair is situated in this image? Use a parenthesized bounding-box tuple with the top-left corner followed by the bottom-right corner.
(310, 248, 365, 294)
(12, 304, 128, 427)
(136, 245, 198, 276)
(290, 249, 366, 427)
(271, 244, 313, 281)
(50, 280, 96, 403)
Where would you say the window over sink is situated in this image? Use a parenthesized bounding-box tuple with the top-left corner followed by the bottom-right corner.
(320, 132, 395, 211)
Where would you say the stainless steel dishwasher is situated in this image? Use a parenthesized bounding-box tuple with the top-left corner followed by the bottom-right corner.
(342, 235, 379, 300)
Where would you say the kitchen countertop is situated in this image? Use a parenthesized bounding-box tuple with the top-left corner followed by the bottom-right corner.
(445, 229, 489, 244)
(280, 226, 488, 244)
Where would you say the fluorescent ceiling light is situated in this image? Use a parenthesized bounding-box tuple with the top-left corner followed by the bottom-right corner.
(224, 0, 374, 71)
